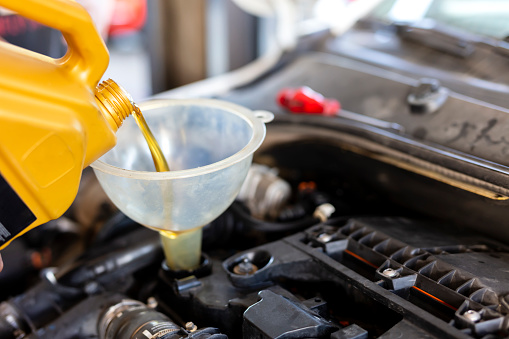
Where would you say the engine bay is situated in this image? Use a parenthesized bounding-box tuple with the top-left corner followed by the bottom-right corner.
(3, 24, 509, 339)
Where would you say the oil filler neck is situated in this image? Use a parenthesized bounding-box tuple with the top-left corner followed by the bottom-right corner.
(95, 79, 134, 131)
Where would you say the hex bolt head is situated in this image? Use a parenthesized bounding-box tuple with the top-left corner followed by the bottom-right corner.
(464, 310, 481, 323)
(147, 297, 158, 309)
(313, 203, 336, 222)
(317, 233, 333, 243)
(414, 78, 441, 99)
(185, 322, 198, 332)
(382, 268, 399, 278)
(407, 78, 448, 114)
(233, 258, 258, 275)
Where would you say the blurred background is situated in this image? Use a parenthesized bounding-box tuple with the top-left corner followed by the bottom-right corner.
(0, 0, 268, 101)
(1, 0, 509, 101)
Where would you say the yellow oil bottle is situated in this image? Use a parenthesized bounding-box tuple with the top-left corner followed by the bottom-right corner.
(0, 0, 135, 249)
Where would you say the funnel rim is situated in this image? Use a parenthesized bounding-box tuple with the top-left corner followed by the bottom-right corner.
(90, 98, 268, 180)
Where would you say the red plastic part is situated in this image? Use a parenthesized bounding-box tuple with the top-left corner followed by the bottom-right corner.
(276, 87, 340, 116)
(108, 0, 147, 36)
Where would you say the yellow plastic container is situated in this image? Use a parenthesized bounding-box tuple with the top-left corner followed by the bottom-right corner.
(0, 0, 134, 249)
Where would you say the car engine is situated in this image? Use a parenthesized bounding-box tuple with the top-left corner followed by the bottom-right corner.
(2, 15, 509, 339)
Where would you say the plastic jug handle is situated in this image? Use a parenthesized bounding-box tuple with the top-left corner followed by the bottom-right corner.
(0, 0, 109, 87)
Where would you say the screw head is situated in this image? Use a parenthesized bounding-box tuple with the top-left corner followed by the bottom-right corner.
(185, 322, 197, 332)
(382, 268, 399, 278)
(147, 297, 158, 309)
(464, 310, 481, 323)
(414, 79, 441, 98)
(317, 233, 333, 243)
(407, 78, 448, 115)
(233, 258, 258, 275)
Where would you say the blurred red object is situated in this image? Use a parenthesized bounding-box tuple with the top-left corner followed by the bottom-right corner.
(109, 0, 147, 36)
(277, 87, 340, 116)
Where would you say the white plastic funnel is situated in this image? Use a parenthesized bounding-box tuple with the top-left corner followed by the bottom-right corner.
(91, 99, 273, 233)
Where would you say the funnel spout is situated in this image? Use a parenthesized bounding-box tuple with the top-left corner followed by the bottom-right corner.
(160, 228, 203, 271)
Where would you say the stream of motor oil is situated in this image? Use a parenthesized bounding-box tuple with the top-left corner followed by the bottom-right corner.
(132, 105, 201, 270)
(132, 105, 170, 172)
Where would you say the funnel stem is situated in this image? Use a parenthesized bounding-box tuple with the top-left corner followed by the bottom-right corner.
(160, 228, 203, 271)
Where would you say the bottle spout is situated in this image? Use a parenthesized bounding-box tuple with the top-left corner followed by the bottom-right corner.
(95, 79, 134, 131)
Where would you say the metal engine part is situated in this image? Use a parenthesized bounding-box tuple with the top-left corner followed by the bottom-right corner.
(236, 164, 292, 220)
(99, 299, 226, 339)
